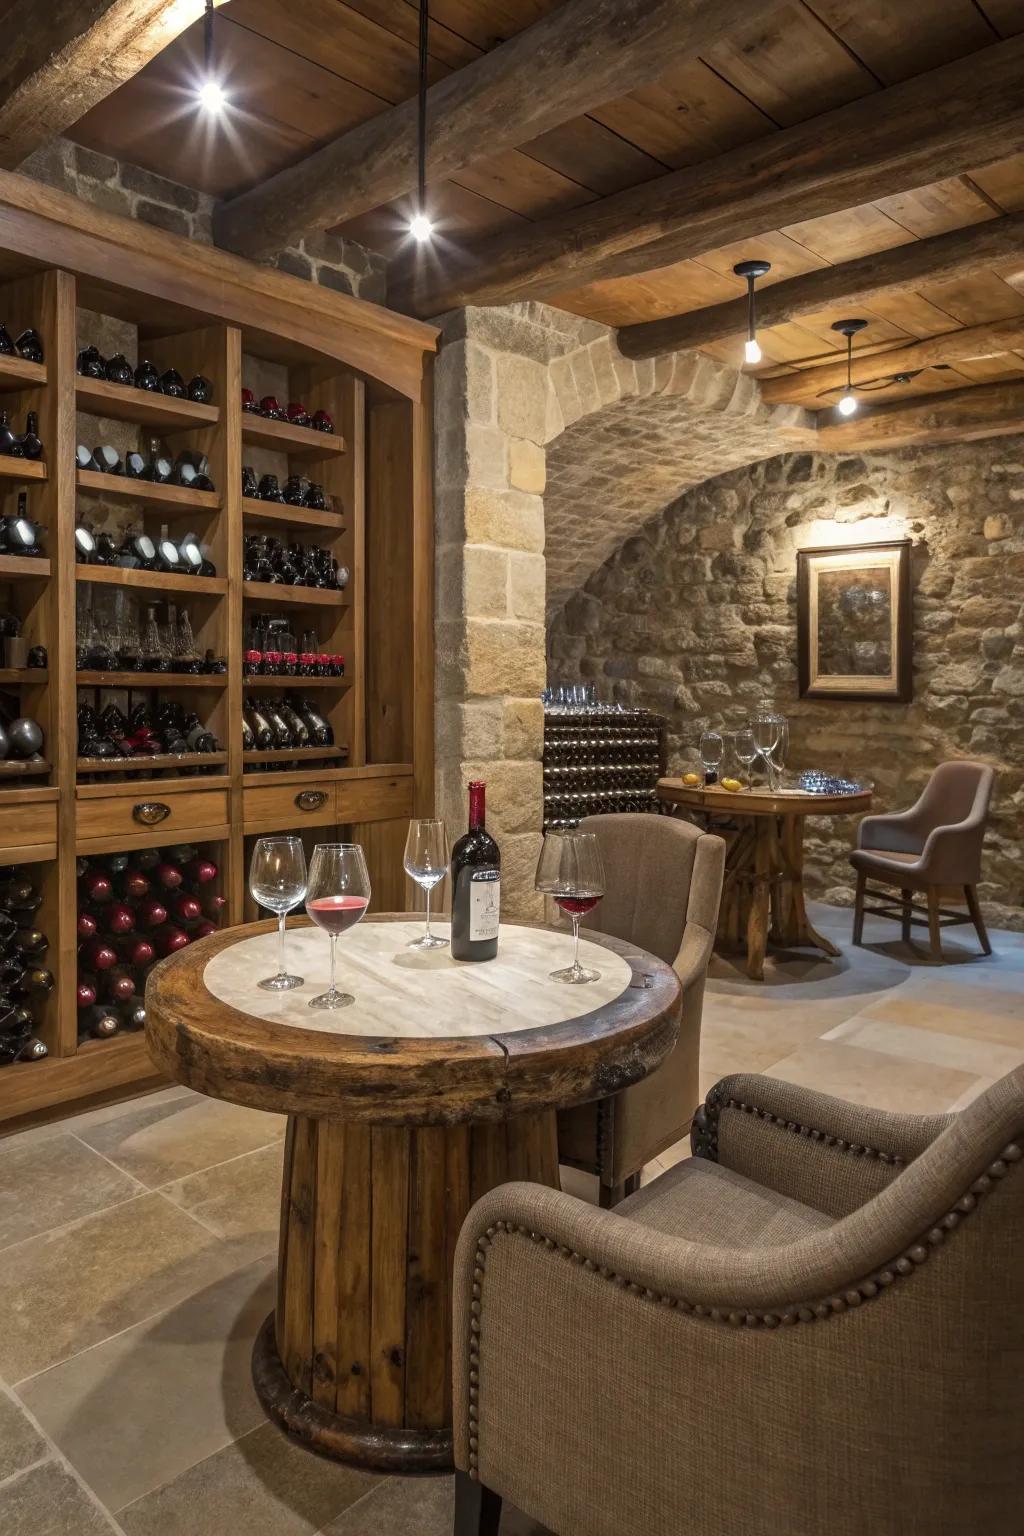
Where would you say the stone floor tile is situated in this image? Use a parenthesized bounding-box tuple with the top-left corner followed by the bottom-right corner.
(700, 1003, 839, 1076)
(0, 1459, 117, 1536)
(18, 1258, 274, 1511)
(117, 1421, 379, 1536)
(764, 1038, 981, 1114)
(857, 989, 1024, 1047)
(0, 1193, 247, 1383)
(0, 1132, 141, 1251)
(822, 1014, 1024, 1078)
(0, 1385, 48, 1481)
(161, 1142, 283, 1263)
(76, 1095, 285, 1188)
(321, 1475, 551, 1535)
(8, 1087, 196, 1153)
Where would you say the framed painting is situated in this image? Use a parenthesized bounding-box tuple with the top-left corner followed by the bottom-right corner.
(797, 540, 912, 702)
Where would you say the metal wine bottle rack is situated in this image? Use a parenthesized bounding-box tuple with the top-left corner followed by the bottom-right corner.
(543, 708, 666, 832)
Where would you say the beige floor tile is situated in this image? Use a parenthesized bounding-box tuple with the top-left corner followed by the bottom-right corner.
(822, 1015, 1024, 1078)
(0, 1193, 248, 1383)
(322, 1476, 551, 1535)
(7, 1087, 196, 1152)
(19, 1258, 274, 1511)
(0, 1459, 117, 1536)
(764, 1039, 982, 1114)
(162, 1142, 283, 1263)
(0, 1385, 48, 1481)
(700, 1005, 838, 1076)
(117, 1421, 378, 1536)
(76, 1095, 285, 1188)
(855, 992, 1024, 1049)
(0, 1132, 141, 1252)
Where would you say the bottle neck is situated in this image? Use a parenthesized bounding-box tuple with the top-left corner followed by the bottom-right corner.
(468, 781, 486, 832)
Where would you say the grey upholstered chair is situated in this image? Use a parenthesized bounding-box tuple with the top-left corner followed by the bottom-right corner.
(453, 1067, 1024, 1536)
(556, 814, 724, 1207)
(850, 760, 995, 961)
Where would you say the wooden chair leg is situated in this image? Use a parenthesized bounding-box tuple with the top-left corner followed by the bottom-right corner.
(599, 1180, 625, 1209)
(964, 884, 993, 956)
(901, 888, 912, 944)
(926, 887, 943, 962)
(623, 1172, 641, 1198)
(454, 1471, 502, 1536)
(852, 871, 866, 946)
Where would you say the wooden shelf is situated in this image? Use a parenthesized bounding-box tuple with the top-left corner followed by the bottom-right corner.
(75, 376, 220, 431)
(76, 469, 221, 514)
(243, 745, 347, 765)
(243, 580, 348, 607)
(76, 566, 227, 596)
(0, 759, 50, 779)
(242, 496, 345, 531)
(0, 554, 49, 579)
(0, 354, 47, 392)
(241, 415, 346, 460)
(77, 751, 228, 774)
(241, 762, 407, 789)
(244, 674, 350, 689)
(0, 668, 47, 683)
(0, 1032, 162, 1128)
(0, 457, 46, 482)
(76, 670, 228, 689)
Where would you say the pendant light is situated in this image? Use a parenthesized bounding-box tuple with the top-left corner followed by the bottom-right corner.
(197, 0, 227, 114)
(734, 259, 771, 365)
(832, 319, 868, 417)
(408, 0, 434, 241)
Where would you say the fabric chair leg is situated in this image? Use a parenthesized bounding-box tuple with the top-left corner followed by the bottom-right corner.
(623, 1172, 641, 1198)
(964, 885, 993, 956)
(851, 871, 866, 945)
(901, 888, 912, 944)
(926, 887, 943, 962)
(454, 1471, 502, 1536)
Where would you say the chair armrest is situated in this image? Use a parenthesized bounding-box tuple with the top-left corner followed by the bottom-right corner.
(857, 808, 928, 853)
(692, 1074, 953, 1216)
(919, 817, 987, 884)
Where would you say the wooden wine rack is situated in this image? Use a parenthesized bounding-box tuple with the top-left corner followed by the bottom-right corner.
(0, 172, 437, 1130)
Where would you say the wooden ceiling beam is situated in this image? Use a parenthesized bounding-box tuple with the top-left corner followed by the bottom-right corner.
(619, 212, 1024, 359)
(813, 380, 1024, 453)
(394, 35, 1024, 317)
(759, 318, 1024, 406)
(213, 0, 769, 261)
(0, 1, 227, 171)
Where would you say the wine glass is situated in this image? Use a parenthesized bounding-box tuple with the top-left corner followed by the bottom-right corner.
(305, 843, 371, 1010)
(752, 712, 782, 791)
(403, 818, 449, 950)
(535, 831, 606, 984)
(249, 836, 307, 991)
(732, 727, 757, 785)
(699, 730, 724, 785)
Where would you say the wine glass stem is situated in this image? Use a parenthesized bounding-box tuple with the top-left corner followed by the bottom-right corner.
(278, 911, 287, 977)
(572, 913, 581, 974)
(424, 886, 432, 941)
(329, 934, 337, 998)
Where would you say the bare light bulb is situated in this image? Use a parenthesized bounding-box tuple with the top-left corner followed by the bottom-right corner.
(837, 391, 858, 417)
(409, 212, 434, 243)
(743, 337, 762, 366)
(197, 78, 227, 114)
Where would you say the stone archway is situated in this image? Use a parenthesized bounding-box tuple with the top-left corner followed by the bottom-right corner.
(433, 302, 808, 915)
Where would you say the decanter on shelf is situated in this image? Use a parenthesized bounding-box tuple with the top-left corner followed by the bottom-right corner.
(141, 605, 171, 673)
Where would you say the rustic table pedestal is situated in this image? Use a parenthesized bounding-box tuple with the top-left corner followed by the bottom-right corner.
(146, 915, 680, 1473)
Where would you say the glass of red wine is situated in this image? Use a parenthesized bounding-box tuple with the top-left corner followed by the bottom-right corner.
(304, 842, 371, 1010)
(535, 830, 606, 984)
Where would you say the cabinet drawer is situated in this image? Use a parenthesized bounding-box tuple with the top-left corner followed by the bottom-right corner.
(243, 783, 338, 833)
(77, 788, 229, 844)
(0, 798, 56, 850)
(338, 774, 414, 825)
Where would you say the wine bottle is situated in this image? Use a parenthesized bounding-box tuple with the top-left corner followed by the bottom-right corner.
(135, 897, 169, 930)
(152, 925, 189, 956)
(122, 1001, 147, 1030)
(12, 964, 54, 994)
(114, 934, 155, 969)
(184, 856, 217, 885)
(170, 892, 201, 923)
(19, 411, 42, 461)
(153, 861, 183, 891)
(79, 939, 117, 971)
(103, 903, 136, 935)
(192, 919, 218, 940)
(131, 849, 161, 872)
(82, 1004, 119, 1039)
(0, 876, 34, 909)
(103, 967, 136, 1003)
(76, 978, 97, 1010)
(77, 910, 98, 940)
(450, 781, 500, 962)
(120, 869, 150, 900)
(80, 868, 112, 904)
(14, 927, 48, 956)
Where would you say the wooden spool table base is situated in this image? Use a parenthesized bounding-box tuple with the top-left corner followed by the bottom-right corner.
(146, 915, 680, 1472)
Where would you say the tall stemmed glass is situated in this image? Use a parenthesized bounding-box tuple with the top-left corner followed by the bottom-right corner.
(404, 818, 449, 950)
(535, 830, 606, 984)
(249, 836, 307, 991)
(305, 843, 371, 1010)
(699, 730, 724, 785)
(732, 727, 757, 786)
(752, 712, 782, 791)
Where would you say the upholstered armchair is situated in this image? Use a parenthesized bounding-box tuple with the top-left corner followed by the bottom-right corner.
(556, 814, 725, 1206)
(453, 1067, 1023, 1536)
(850, 760, 995, 960)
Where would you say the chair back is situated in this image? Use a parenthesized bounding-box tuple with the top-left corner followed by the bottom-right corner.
(918, 760, 994, 833)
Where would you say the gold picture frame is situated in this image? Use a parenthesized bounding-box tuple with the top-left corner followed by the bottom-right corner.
(797, 540, 912, 702)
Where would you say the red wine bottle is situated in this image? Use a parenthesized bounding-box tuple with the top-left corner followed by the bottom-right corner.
(184, 856, 217, 885)
(152, 925, 189, 956)
(103, 967, 136, 1002)
(120, 870, 150, 900)
(80, 938, 117, 971)
(450, 781, 500, 962)
(76, 978, 97, 1010)
(77, 910, 99, 940)
(104, 903, 136, 935)
(135, 897, 168, 930)
(80, 869, 112, 903)
(204, 893, 227, 916)
(170, 892, 201, 922)
(153, 861, 183, 891)
(115, 934, 154, 968)
(192, 918, 218, 940)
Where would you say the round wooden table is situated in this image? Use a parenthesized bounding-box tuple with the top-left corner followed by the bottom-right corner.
(657, 779, 873, 980)
(145, 914, 680, 1473)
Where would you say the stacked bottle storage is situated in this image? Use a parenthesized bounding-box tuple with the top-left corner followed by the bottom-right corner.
(543, 707, 666, 833)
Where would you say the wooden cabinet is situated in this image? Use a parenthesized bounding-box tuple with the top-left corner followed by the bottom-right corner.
(76, 786, 231, 846)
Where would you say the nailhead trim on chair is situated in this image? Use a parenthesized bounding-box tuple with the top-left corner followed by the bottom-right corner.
(691, 1082, 907, 1167)
(463, 1143, 1022, 1478)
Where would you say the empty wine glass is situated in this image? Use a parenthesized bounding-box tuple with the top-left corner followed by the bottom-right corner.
(249, 836, 307, 990)
(404, 818, 448, 950)
(752, 712, 782, 791)
(699, 730, 724, 785)
(305, 843, 371, 1010)
(535, 830, 606, 984)
(732, 727, 757, 785)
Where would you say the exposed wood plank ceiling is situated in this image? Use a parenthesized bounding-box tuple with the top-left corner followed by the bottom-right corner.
(64, 0, 1024, 412)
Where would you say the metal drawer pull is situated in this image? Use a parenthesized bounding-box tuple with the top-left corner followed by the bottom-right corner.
(133, 802, 171, 826)
(295, 790, 328, 811)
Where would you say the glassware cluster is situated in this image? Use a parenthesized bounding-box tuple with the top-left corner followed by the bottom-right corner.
(248, 839, 371, 1009)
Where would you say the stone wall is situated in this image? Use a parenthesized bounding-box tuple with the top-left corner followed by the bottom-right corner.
(20, 138, 388, 303)
(548, 441, 1024, 929)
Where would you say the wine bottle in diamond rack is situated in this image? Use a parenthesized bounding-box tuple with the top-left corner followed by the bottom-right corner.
(450, 780, 500, 962)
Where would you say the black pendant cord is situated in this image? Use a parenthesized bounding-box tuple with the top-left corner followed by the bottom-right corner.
(205, 0, 214, 75)
(746, 275, 756, 346)
(417, 0, 429, 218)
(846, 332, 853, 393)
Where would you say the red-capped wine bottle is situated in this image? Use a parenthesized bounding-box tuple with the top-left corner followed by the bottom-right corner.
(104, 903, 136, 935)
(103, 967, 136, 1002)
(115, 935, 155, 969)
(204, 893, 227, 916)
(76, 978, 97, 1010)
(135, 897, 168, 930)
(153, 861, 183, 890)
(77, 910, 98, 939)
(153, 925, 189, 956)
(184, 856, 217, 885)
(450, 780, 500, 962)
(79, 938, 117, 971)
(192, 918, 218, 940)
(80, 868, 112, 903)
(170, 892, 201, 923)
(120, 869, 150, 900)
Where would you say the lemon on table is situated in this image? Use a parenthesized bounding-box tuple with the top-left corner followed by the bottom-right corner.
(720, 777, 743, 792)
(681, 772, 701, 786)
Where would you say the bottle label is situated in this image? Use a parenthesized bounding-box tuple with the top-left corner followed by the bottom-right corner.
(469, 870, 500, 942)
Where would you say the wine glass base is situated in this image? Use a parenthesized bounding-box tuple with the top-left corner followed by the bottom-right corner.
(257, 973, 304, 991)
(308, 989, 354, 1010)
(407, 932, 449, 950)
(549, 964, 600, 985)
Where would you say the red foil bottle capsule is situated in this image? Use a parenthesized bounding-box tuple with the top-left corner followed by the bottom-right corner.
(243, 649, 262, 676)
(135, 897, 168, 930)
(154, 862, 183, 891)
